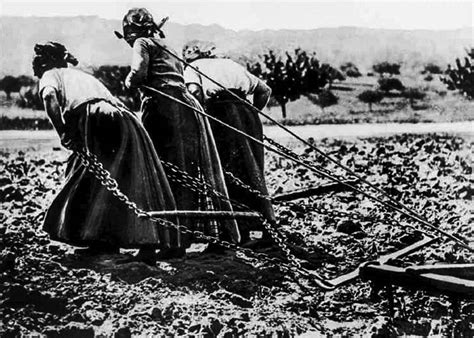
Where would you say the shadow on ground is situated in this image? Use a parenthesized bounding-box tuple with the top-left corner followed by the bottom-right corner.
(58, 246, 288, 300)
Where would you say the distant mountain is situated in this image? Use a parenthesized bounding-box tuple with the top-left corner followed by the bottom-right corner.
(0, 16, 472, 77)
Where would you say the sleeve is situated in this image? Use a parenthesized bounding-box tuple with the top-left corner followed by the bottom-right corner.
(39, 70, 60, 98)
(183, 66, 202, 87)
(125, 38, 150, 88)
(244, 70, 261, 95)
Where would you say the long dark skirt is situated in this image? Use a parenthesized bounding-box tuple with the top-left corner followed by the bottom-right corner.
(43, 100, 181, 249)
(141, 86, 240, 244)
(206, 92, 276, 240)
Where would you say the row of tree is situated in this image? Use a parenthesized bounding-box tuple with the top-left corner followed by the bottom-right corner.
(1, 53, 469, 116)
(245, 51, 437, 117)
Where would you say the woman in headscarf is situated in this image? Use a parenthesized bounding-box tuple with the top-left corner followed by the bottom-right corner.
(34, 41, 181, 264)
(117, 8, 240, 254)
(182, 41, 276, 246)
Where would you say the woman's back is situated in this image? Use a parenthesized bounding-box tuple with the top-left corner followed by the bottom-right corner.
(127, 37, 184, 88)
(39, 68, 119, 112)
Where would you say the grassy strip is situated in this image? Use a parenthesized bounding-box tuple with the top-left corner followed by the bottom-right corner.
(0, 116, 52, 130)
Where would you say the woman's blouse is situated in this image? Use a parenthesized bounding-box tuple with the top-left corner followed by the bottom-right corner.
(126, 37, 185, 89)
(183, 58, 260, 100)
(39, 68, 119, 114)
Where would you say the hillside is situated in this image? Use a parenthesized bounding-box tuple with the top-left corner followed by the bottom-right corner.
(0, 16, 472, 76)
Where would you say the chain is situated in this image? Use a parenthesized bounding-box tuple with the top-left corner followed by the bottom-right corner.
(161, 160, 255, 212)
(223, 169, 334, 287)
(224, 170, 273, 202)
(141, 71, 472, 251)
(162, 160, 332, 287)
(73, 148, 333, 290)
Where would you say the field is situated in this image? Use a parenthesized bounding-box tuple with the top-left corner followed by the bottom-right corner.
(1, 75, 473, 130)
(1, 132, 472, 336)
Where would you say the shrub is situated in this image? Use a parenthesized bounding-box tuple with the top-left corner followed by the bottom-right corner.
(402, 87, 426, 108)
(424, 74, 434, 82)
(437, 90, 447, 97)
(357, 90, 384, 111)
(309, 89, 338, 112)
(378, 78, 405, 93)
(340, 62, 362, 78)
(423, 63, 443, 74)
(0, 76, 21, 99)
(373, 62, 401, 76)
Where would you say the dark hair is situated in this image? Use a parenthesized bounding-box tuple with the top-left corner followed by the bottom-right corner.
(119, 8, 165, 46)
(32, 42, 78, 77)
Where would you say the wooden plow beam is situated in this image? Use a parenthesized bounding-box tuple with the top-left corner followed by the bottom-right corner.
(272, 179, 359, 202)
(328, 235, 437, 287)
(147, 210, 261, 220)
(359, 263, 474, 318)
(322, 232, 473, 318)
(359, 263, 474, 299)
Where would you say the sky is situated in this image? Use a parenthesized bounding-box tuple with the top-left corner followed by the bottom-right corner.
(0, 0, 472, 31)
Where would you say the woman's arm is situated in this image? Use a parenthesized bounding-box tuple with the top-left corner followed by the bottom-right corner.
(125, 38, 149, 88)
(41, 87, 77, 149)
(252, 79, 272, 110)
(42, 87, 64, 136)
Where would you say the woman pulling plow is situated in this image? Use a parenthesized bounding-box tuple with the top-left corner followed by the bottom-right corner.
(117, 8, 241, 255)
(34, 42, 181, 265)
(182, 41, 276, 247)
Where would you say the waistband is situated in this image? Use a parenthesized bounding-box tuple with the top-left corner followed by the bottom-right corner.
(207, 88, 247, 100)
(72, 97, 123, 111)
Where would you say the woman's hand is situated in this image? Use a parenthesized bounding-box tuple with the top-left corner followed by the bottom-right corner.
(59, 129, 82, 150)
(41, 87, 81, 150)
(252, 80, 272, 110)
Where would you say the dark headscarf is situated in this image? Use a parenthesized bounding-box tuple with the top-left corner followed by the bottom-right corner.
(182, 40, 217, 63)
(116, 8, 165, 46)
(32, 42, 78, 77)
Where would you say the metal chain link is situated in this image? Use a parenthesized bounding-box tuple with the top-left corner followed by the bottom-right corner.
(161, 160, 331, 287)
(221, 170, 333, 286)
(161, 160, 254, 212)
(73, 148, 333, 290)
(224, 170, 273, 202)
